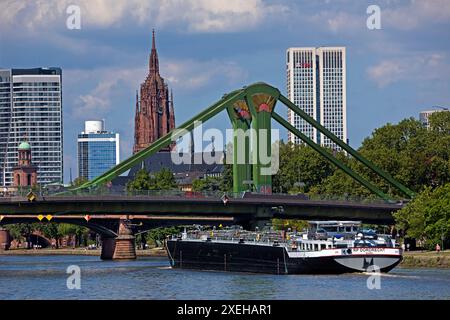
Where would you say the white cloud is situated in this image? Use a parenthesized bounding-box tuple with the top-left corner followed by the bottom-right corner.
(66, 58, 247, 118)
(307, 10, 363, 33)
(367, 53, 450, 87)
(163, 59, 248, 90)
(0, 0, 288, 33)
(65, 66, 146, 119)
(383, 0, 450, 30)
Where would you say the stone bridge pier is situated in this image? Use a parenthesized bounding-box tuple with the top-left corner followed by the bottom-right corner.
(101, 218, 136, 260)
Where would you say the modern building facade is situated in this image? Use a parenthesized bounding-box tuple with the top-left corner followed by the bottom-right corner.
(77, 120, 120, 181)
(419, 109, 449, 128)
(0, 68, 63, 186)
(286, 47, 347, 149)
(134, 30, 175, 154)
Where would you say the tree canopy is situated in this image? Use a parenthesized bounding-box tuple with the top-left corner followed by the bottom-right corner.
(127, 168, 178, 192)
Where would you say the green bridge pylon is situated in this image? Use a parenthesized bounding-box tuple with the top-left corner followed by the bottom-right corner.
(72, 82, 415, 201)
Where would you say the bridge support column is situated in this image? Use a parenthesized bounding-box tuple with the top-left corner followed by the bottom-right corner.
(0, 228, 11, 250)
(113, 219, 136, 260)
(100, 237, 116, 260)
(246, 93, 276, 194)
(247, 206, 274, 230)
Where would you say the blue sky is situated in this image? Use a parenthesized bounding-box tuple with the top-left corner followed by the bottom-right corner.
(1, 0, 450, 183)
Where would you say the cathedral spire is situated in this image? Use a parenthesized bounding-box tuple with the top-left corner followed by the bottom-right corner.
(149, 29, 159, 75)
(135, 90, 139, 114)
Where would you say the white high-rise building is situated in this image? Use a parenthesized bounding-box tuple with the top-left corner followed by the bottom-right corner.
(0, 68, 63, 186)
(286, 47, 347, 149)
(419, 109, 449, 128)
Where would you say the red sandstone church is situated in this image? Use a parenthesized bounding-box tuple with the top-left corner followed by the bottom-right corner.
(133, 30, 175, 154)
(13, 141, 37, 187)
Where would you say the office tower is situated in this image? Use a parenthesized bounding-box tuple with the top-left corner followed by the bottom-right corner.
(77, 120, 120, 181)
(419, 109, 449, 128)
(286, 47, 347, 149)
(0, 67, 63, 186)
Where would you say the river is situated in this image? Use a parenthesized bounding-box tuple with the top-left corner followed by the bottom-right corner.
(0, 255, 448, 300)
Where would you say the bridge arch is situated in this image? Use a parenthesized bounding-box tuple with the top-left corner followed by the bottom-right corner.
(0, 219, 117, 239)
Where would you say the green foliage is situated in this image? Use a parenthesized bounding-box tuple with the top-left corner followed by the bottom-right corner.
(272, 219, 308, 232)
(311, 113, 450, 198)
(154, 168, 177, 190)
(192, 176, 230, 193)
(145, 226, 183, 246)
(394, 183, 450, 249)
(127, 169, 154, 191)
(127, 168, 178, 191)
(220, 163, 233, 192)
(5, 222, 90, 248)
(272, 142, 335, 194)
(72, 176, 88, 187)
(5, 223, 37, 241)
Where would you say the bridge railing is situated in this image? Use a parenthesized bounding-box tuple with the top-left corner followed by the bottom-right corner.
(5, 186, 403, 205)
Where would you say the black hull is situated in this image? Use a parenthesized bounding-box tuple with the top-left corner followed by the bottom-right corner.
(166, 240, 402, 275)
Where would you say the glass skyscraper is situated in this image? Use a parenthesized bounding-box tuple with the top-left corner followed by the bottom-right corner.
(0, 68, 63, 186)
(77, 120, 120, 181)
(286, 47, 347, 149)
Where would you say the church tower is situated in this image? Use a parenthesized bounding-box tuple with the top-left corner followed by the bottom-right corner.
(13, 141, 37, 187)
(133, 30, 175, 154)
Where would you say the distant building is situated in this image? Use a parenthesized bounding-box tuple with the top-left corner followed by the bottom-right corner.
(77, 120, 120, 181)
(286, 47, 347, 149)
(419, 109, 449, 128)
(0, 67, 63, 186)
(134, 30, 175, 154)
(112, 151, 224, 192)
(13, 141, 37, 187)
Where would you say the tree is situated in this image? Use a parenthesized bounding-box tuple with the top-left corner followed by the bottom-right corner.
(272, 142, 336, 194)
(72, 176, 88, 187)
(57, 224, 90, 247)
(127, 169, 155, 191)
(37, 223, 63, 248)
(127, 168, 178, 192)
(272, 218, 308, 232)
(312, 112, 450, 198)
(154, 168, 177, 190)
(5, 223, 38, 249)
(145, 226, 182, 247)
(192, 176, 222, 192)
(394, 183, 450, 249)
(220, 163, 233, 192)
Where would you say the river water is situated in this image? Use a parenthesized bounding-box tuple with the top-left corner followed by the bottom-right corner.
(0, 255, 448, 300)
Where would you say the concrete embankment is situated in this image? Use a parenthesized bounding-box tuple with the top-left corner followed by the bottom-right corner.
(400, 250, 450, 268)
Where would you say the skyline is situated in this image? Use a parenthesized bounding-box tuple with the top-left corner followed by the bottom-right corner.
(1, 0, 450, 183)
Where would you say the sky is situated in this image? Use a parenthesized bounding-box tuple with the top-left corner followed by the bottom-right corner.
(1, 0, 450, 183)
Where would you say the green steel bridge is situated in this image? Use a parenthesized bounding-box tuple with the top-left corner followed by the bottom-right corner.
(0, 82, 414, 259)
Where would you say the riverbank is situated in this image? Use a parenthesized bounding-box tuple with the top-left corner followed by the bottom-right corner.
(401, 250, 450, 268)
(1, 248, 449, 268)
(0, 247, 167, 257)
